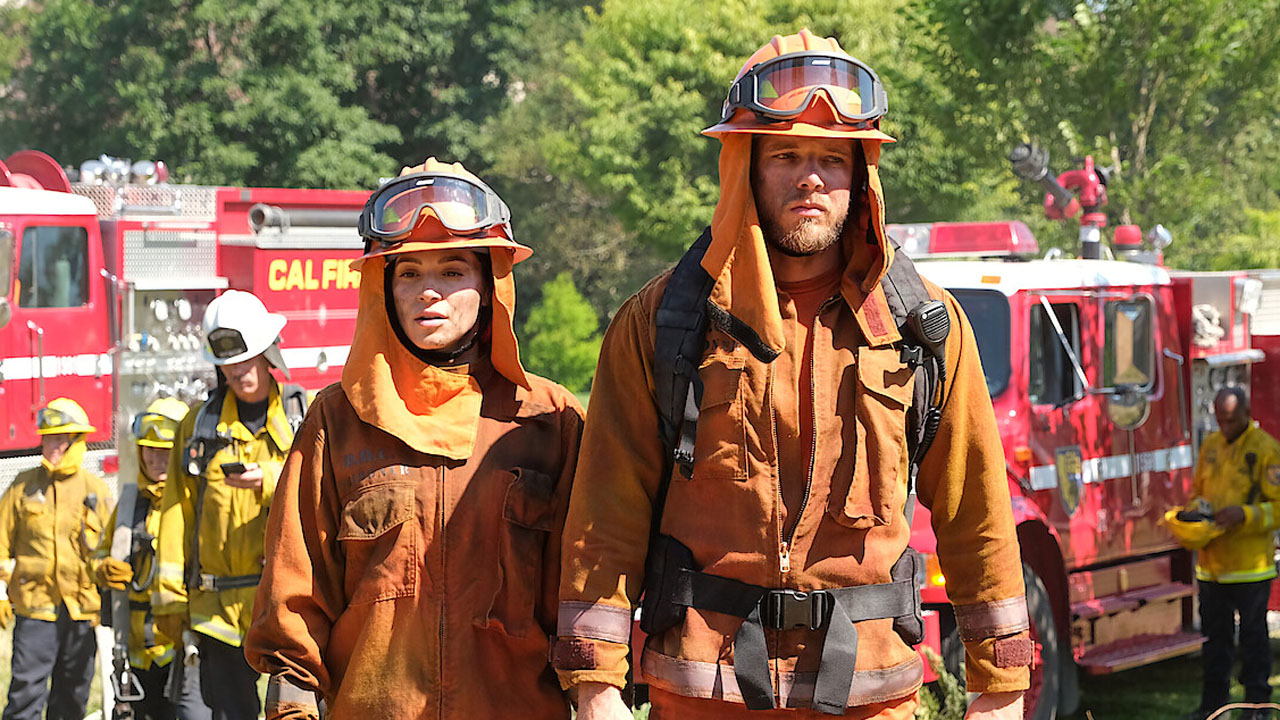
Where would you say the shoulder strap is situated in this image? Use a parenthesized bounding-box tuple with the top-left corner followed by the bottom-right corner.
(184, 385, 229, 478)
(110, 484, 138, 564)
(878, 243, 951, 522)
(280, 383, 309, 432)
(653, 229, 716, 495)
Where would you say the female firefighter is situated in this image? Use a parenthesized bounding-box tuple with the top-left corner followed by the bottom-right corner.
(245, 159, 585, 719)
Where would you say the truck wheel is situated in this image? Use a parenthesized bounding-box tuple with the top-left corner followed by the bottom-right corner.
(934, 564, 1060, 720)
(1023, 563, 1060, 720)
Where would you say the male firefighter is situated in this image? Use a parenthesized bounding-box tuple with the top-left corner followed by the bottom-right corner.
(154, 290, 305, 720)
(97, 397, 211, 720)
(0, 398, 112, 720)
(554, 30, 1031, 719)
(1185, 387, 1280, 720)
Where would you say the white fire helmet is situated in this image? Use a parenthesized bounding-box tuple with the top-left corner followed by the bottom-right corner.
(202, 290, 290, 377)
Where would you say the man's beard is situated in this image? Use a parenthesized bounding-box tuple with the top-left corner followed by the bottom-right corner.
(760, 207, 848, 257)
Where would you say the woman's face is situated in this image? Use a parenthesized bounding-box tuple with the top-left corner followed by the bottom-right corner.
(391, 249, 488, 352)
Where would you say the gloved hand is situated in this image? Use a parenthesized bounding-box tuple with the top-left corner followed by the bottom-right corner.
(98, 558, 133, 590)
(0, 599, 13, 629)
(155, 612, 188, 644)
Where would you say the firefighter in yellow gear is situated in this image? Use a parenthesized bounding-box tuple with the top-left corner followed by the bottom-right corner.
(1183, 387, 1280, 720)
(96, 397, 212, 720)
(154, 290, 303, 720)
(0, 397, 112, 720)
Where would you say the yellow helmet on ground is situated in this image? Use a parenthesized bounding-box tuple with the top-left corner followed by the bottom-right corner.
(1162, 500, 1225, 550)
(132, 397, 189, 449)
(36, 398, 95, 435)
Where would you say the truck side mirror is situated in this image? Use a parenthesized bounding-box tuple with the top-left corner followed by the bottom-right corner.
(1104, 298, 1154, 388)
(1103, 297, 1154, 430)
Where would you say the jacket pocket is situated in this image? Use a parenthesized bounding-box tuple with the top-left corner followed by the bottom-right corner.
(337, 481, 419, 605)
(829, 346, 915, 529)
(690, 350, 748, 481)
(482, 468, 555, 637)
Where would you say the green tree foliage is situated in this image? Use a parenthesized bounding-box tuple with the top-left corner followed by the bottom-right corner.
(913, 0, 1280, 267)
(340, 0, 589, 172)
(531, 0, 1026, 268)
(3, 0, 400, 187)
(520, 272, 604, 392)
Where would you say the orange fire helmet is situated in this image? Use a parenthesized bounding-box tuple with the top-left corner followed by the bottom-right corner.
(703, 28, 896, 142)
(353, 158, 532, 269)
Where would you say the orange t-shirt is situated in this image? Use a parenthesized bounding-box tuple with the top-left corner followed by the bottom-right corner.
(774, 265, 844, 536)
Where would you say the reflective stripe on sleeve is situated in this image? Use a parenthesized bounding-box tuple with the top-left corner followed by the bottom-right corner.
(557, 601, 633, 644)
(640, 648, 922, 708)
(953, 596, 1030, 642)
(266, 675, 320, 720)
(191, 615, 244, 647)
(158, 562, 186, 582)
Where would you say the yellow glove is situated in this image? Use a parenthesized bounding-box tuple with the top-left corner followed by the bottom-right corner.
(155, 612, 188, 644)
(98, 558, 133, 590)
(0, 599, 13, 629)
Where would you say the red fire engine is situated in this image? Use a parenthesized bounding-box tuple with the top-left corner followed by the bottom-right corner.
(896, 145, 1274, 719)
(0, 149, 366, 491)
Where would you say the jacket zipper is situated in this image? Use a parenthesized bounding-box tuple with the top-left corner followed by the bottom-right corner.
(778, 296, 837, 575)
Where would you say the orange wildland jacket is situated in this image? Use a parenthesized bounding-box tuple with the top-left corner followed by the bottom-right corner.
(244, 372, 584, 719)
(553, 131, 1030, 715)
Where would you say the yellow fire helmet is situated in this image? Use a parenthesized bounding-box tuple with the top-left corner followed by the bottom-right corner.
(36, 397, 96, 435)
(132, 397, 190, 449)
(1162, 501, 1226, 550)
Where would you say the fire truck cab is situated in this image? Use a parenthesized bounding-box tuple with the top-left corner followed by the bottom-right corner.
(0, 186, 114, 454)
(894, 221, 1263, 720)
(0, 150, 365, 490)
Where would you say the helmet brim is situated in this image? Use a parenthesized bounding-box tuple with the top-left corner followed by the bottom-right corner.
(135, 438, 174, 449)
(350, 235, 533, 271)
(37, 426, 94, 436)
(203, 313, 287, 366)
(702, 119, 896, 142)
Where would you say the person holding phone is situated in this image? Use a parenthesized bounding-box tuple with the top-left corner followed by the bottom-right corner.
(244, 158, 584, 719)
(153, 290, 308, 720)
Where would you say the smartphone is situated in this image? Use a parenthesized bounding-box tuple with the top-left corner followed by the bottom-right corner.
(219, 462, 247, 476)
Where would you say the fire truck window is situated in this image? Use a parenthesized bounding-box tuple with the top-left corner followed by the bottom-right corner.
(0, 229, 12, 297)
(1029, 302, 1082, 406)
(1103, 299, 1154, 389)
(952, 289, 1011, 398)
(17, 226, 90, 308)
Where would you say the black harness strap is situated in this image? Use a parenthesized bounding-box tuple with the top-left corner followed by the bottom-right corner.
(669, 567, 918, 713)
(653, 229, 717, 486)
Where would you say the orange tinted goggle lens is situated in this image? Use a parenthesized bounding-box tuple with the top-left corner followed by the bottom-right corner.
(757, 60, 866, 111)
(372, 176, 499, 237)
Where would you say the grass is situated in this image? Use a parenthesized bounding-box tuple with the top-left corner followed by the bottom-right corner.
(1062, 637, 1280, 719)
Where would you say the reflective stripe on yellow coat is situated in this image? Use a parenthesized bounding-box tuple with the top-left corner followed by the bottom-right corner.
(154, 381, 292, 646)
(1192, 423, 1280, 583)
(0, 465, 111, 621)
(97, 476, 176, 669)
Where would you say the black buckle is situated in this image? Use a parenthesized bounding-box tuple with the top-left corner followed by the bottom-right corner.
(764, 589, 831, 631)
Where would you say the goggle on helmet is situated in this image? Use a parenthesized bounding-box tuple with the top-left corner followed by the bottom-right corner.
(36, 398, 95, 435)
(720, 51, 889, 129)
(357, 172, 514, 252)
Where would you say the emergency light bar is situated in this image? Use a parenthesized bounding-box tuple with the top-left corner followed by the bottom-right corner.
(887, 221, 1039, 259)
